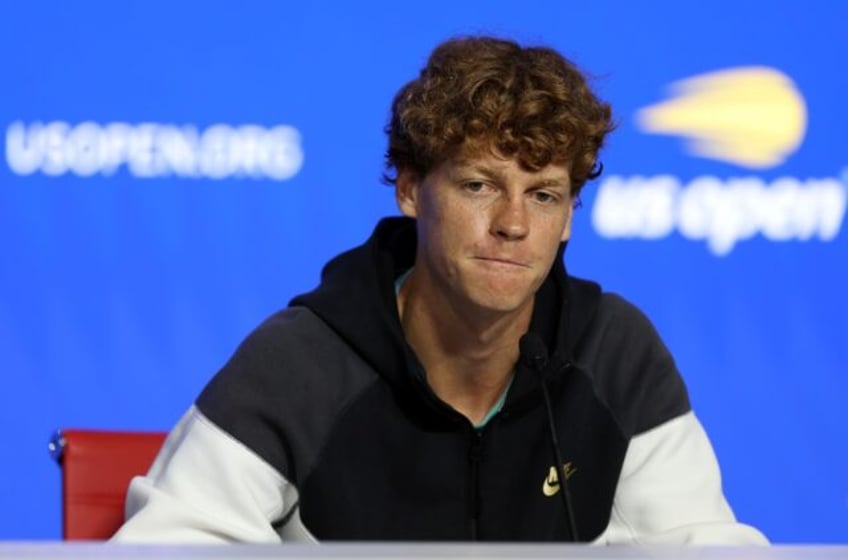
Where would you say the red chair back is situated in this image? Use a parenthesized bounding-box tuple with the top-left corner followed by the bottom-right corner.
(51, 429, 166, 540)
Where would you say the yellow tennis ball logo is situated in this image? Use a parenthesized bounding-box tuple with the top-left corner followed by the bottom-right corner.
(636, 67, 807, 169)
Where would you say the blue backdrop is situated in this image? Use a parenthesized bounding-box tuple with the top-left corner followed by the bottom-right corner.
(1, 1, 845, 543)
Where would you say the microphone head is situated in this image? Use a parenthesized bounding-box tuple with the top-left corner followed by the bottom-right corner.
(519, 332, 549, 371)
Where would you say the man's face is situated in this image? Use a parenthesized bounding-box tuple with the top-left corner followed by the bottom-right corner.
(396, 150, 574, 317)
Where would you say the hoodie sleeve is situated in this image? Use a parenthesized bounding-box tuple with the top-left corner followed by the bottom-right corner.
(111, 406, 315, 543)
(578, 294, 767, 544)
(594, 412, 768, 545)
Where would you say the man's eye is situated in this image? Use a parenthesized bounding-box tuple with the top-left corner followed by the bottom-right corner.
(463, 181, 486, 192)
(533, 191, 556, 203)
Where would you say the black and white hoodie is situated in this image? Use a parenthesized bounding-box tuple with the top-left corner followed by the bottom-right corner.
(114, 217, 766, 544)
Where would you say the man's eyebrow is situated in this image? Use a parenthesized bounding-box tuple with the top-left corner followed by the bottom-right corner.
(533, 178, 570, 189)
(451, 161, 571, 188)
(452, 162, 505, 180)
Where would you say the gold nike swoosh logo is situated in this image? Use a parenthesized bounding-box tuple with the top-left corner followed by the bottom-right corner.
(542, 467, 559, 496)
(542, 463, 577, 497)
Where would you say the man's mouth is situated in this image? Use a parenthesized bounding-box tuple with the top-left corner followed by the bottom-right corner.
(474, 256, 531, 268)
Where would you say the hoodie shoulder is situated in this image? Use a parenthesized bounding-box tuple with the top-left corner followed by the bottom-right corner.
(575, 293, 691, 437)
(196, 306, 379, 483)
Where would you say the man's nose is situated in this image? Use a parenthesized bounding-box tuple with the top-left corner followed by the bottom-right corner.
(490, 196, 529, 240)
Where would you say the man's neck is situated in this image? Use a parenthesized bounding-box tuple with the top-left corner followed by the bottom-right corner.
(396, 269, 533, 425)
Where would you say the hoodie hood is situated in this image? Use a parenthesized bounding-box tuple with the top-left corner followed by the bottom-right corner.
(290, 217, 602, 419)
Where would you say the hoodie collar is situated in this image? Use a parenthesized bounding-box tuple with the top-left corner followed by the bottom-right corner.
(290, 217, 600, 417)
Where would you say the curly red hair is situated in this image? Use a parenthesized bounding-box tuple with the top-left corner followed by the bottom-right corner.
(384, 36, 614, 196)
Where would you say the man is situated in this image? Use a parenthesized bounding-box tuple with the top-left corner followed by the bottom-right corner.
(114, 36, 767, 543)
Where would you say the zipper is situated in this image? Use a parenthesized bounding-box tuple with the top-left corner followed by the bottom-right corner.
(468, 429, 484, 540)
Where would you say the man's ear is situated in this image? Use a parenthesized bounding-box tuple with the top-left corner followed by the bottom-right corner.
(395, 169, 419, 218)
(560, 199, 575, 242)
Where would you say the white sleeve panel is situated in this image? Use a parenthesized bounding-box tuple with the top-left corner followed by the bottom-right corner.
(111, 406, 316, 543)
(595, 411, 768, 545)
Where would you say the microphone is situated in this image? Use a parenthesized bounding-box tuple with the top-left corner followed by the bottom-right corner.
(519, 332, 580, 542)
